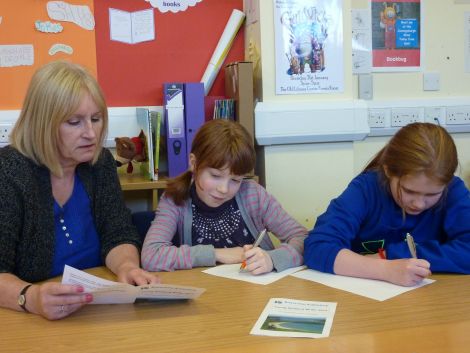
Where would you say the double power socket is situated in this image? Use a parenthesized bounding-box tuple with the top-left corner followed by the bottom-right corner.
(0, 123, 14, 144)
(368, 106, 470, 128)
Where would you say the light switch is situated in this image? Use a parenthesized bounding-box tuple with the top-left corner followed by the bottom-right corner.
(359, 74, 373, 100)
(423, 72, 440, 91)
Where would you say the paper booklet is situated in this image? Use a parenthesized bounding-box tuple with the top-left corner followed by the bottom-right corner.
(62, 265, 205, 304)
(250, 298, 337, 339)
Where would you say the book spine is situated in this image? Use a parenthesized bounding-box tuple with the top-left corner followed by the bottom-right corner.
(151, 111, 161, 181)
(183, 82, 205, 158)
(163, 83, 188, 178)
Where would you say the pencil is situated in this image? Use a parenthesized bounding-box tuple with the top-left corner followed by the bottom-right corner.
(239, 229, 267, 272)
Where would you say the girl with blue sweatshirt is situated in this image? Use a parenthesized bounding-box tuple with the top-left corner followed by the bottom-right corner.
(305, 123, 470, 286)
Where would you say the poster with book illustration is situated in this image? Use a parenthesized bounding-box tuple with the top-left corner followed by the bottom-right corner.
(274, 0, 344, 94)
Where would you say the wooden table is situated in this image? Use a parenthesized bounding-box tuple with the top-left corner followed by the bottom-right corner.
(1, 268, 470, 353)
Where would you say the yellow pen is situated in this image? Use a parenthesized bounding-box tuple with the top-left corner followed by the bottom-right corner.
(406, 233, 417, 259)
(239, 229, 267, 272)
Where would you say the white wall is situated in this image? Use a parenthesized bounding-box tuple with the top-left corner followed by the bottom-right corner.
(0, 107, 162, 148)
(247, 0, 470, 228)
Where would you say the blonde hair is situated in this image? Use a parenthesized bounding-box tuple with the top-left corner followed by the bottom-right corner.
(166, 119, 256, 205)
(10, 61, 108, 177)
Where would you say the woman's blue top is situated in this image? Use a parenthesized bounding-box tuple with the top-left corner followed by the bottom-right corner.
(51, 174, 101, 277)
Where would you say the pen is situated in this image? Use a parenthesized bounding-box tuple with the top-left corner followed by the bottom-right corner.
(406, 233, 417, 259)
(239, 229, 267, 272)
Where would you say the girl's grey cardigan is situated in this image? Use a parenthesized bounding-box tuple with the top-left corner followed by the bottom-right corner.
(142, 180, 307, 272)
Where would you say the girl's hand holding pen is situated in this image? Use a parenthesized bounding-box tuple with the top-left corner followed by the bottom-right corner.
(384, 258, 431, 287)
(241, 246, 274, 275)
(240, 228, 272, 274)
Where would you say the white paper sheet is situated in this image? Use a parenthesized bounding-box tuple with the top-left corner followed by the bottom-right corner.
(250, 298, 337, 338)
(202, 264, 305, 285)
(0, 45, 34, 67)
(62, 265, 205, 304)
(351, 8, 372, 74)
(109, 8, 154, 44)
(291, 269, 435, 301)
(47, 1, 95, 30)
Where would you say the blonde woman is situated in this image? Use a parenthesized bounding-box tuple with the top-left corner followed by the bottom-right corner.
(0, 61, 159, 320)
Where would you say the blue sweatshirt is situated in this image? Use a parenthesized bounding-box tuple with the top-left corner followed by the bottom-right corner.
(304, 171, 470, 274)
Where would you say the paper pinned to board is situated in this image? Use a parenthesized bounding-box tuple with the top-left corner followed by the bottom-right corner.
(48, 43, 73, 56)
(203, 264, 305, 285)
(145, 0, 202, 13)
(109, 8, 155, 44)
(0, 44, 34, 67)
(35, 20, 63, 33)
(47, 1, 95, 30)
(291, 269, 435, 301)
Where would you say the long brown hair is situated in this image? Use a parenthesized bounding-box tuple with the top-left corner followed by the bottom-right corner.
(165, 119, 256, 205)
(364, 122, 458, 187)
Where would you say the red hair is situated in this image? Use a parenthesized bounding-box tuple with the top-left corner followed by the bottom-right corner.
(364, 123, 458, 185)
(165, 120, 255, 205)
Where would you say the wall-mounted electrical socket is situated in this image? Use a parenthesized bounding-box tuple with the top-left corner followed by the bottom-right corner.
(0, 123, 14, 144)
(368, 108, 389, 128)
(424, 107, 445, 125)
(391, 108, 423, 127)
(446, 106, 470, 125)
